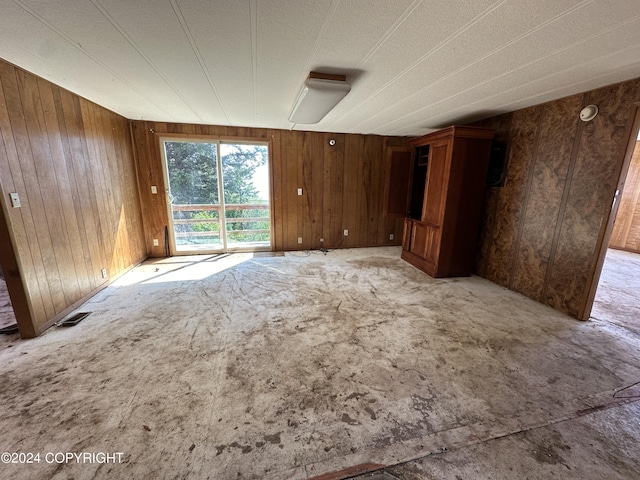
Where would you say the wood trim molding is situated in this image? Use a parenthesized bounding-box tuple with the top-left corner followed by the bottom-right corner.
(308, 72, 346, 82)
(410, 126, 494, 146)
(151, 131, 269, 144)
(0, 197, 35, 338)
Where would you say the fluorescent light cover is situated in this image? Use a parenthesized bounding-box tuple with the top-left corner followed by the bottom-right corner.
(289, 77, 351, 124)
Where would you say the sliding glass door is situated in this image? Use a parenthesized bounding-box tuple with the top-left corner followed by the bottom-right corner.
(160, 138, 271, 254)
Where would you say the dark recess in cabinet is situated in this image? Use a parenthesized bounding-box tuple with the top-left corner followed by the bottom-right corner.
(409, 147, 428, 220)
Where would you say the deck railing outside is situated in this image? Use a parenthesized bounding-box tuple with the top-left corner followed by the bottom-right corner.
(171, 203, 270, 244)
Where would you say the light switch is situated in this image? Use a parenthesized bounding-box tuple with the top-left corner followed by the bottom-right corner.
(297, 188, 303, 196)
(9, 192, 21, 208)
(151, 186, 158, 194)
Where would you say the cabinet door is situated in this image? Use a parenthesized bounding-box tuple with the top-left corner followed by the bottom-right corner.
(422, 140, 449, 225)
(384, 147, 413, 217)
(402, 218, 412, 250)
(410, 222, 440, 264)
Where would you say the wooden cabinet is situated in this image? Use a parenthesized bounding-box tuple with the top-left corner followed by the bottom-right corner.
(401, 126, 494, 277)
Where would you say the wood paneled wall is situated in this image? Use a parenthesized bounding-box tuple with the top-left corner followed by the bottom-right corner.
(130, 121, 410, 255)
(610, 141, 640, 253)
(0, 59, 146, 338)
(475, 78, 640, 319)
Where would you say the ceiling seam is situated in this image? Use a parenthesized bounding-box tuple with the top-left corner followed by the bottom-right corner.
(357, 0, 424, 68)
(0, 32, 60, 77)
(474, 47, 640, 117)
(300, 0, 342, 78)
(349, 0, 595, 132)
(376, 13, 640, 134)
(487, 61, 640, 120)
(386, 39, 640, 135)
(11, 0, 180, 121)
(250, 0, 258, 127)
(168, 0, 232, 125)
(90, 0, 206, 123)
(286, 0, 342, 129)
(333, 0, 509, 124)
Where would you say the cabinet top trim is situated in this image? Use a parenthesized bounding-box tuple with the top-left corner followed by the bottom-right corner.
(410, 126, 494, 146)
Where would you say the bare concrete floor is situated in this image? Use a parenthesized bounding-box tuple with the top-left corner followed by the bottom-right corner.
(357, 247, 640, 480)
(0, 276, 17, 329)
(592, 248, 640, 337)
(0, 247, 638, 480)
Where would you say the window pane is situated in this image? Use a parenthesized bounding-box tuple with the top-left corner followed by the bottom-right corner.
(221, 143, 270, 248)
(164, 141, 222, 251)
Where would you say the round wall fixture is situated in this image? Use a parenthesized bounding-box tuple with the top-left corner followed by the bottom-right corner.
(579, 104, 598, 122)
(329, 139, 336, 146)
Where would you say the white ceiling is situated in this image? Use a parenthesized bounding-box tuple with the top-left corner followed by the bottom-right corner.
(1, 0, 640, 137)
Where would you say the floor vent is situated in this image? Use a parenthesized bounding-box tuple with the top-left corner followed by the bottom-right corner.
(0, 324, 18, 335)
(58, 312, 92, 327)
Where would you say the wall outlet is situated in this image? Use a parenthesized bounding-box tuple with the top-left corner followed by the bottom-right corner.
(320, 238, 324, 243)
(297, 188, 303, 196)
(343, 229, 349, 236)
(153, 239, 159, 247)
(151, 185, 158, 194)
(9, 192, 21, 208)
(389, 233, 394, 240)
(297, 237, 303, 244)
(101, 268, 107, 279)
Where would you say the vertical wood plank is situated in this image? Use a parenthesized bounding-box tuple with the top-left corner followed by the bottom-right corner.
(356, 135, 369, 246)
(62, 93, 106, 288)
(610, 141, 640, 252)
(343, 134, 363, 247)
(322, 132, 345, 247)
(368, 136, 384, 246)
(8, 69, 59, 319)
(330, 134, 345, 247)
(285, 130, 299, 250)
(37, 78, 89, 300)
(309, 132, 324, 249)
(0, 71, 46, 328)
(270, 130, 283, 251)
(301, 132, 314, 249)
(80, 98, 113, 278)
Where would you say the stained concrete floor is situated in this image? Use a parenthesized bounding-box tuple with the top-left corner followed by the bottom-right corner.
(0, 275, 17, 330)
(355, 247, 640, 480)
(0, 247, 638, 480)
(592, 248, 640, 337)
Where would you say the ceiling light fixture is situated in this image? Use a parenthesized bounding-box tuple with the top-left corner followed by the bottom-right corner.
(289, 72, 351, 124)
